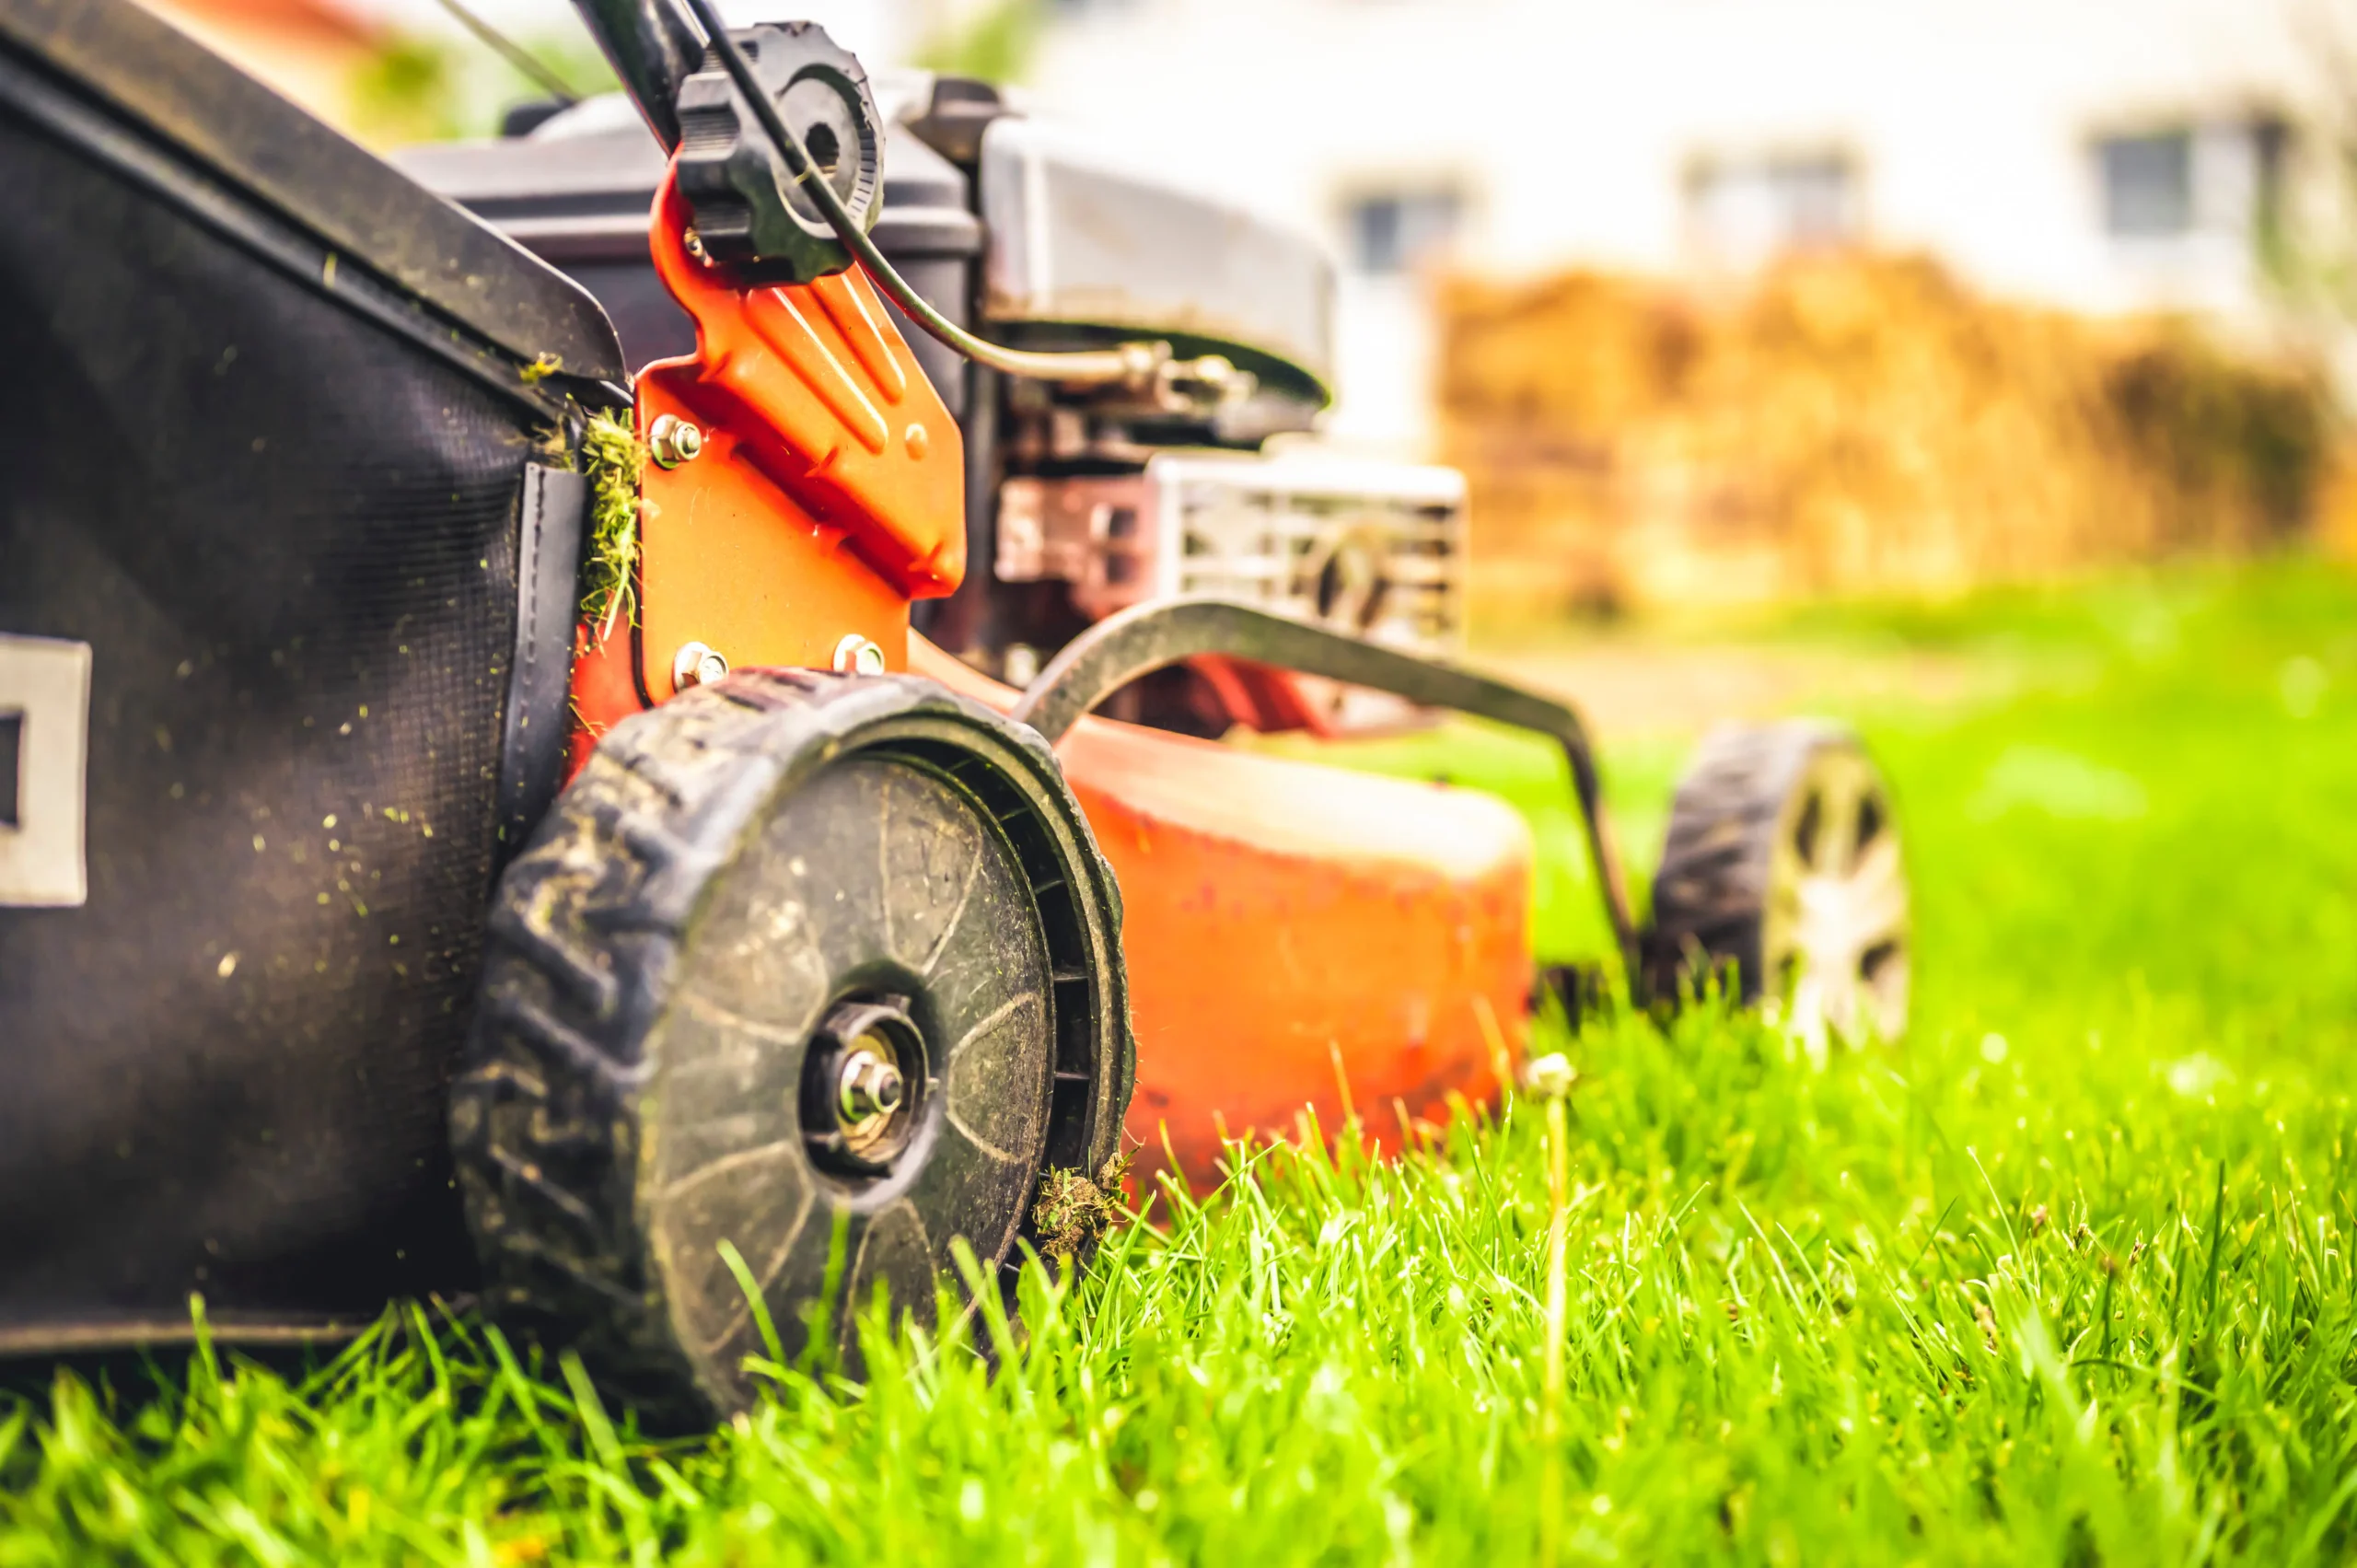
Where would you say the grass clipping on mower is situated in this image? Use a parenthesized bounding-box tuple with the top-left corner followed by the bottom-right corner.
(1033, 1151, 1133, 1263)
(580, 408, 647, 641)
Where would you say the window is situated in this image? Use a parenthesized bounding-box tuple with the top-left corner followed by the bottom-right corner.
(1345, 189, 1463, 275)
(2096, 116, 2289, 244)
(2099, 131, 2193, 238)
(1686, 151, 1860, 268)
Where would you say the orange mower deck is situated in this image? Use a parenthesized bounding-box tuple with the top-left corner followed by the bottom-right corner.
(911, 639, 1532, 1187)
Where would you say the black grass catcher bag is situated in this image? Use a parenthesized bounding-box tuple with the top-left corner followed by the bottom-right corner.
(0, 0, 622, 1352)
(0, 0, 1135, 1424)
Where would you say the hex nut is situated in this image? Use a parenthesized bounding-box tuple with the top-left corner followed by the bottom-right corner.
(648, 413, 703, 469)
(831, 634, 887, 676)
(672, 641, 729, 691)
(835, 1045, 905, 1126)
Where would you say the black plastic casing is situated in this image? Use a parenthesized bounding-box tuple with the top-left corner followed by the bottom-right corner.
(0, 0, 618, 1348)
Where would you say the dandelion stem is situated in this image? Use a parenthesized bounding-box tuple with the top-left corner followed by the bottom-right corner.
(1525, 1051, 1577, 1568)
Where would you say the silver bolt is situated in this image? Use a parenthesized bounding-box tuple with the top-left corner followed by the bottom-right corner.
(836, 1044, 905, 1126)
(831, 633, 887, 676)
(648, 412, 703, 469)
(671, 641, 729, 691)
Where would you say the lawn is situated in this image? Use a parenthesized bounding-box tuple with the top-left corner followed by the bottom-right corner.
(7, 561, 2357, 1565)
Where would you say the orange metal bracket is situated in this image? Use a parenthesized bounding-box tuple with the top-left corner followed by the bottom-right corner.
(573, 174, 965, 754)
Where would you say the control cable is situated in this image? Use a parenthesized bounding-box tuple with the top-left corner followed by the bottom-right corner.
(674, 0, 1237, 393)
(436, 0, 585, 107)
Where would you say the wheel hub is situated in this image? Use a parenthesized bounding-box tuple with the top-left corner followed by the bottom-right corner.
(1768, 750, 1909, 1050)
(803, 997, 925, 1174)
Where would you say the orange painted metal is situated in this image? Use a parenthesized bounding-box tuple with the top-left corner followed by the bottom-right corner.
(909, 639, 1533, 1188)
(566, 621, 642, 780)
(566, 176, 962, 751)
(632, 175, 960, 705)
(565, 162, 1534, 1189)
(1186, 654, 1319, 733)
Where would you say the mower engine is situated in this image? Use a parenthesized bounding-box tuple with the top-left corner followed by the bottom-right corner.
(394, 74, 1468, 738)
(994, 453, 1465, 734)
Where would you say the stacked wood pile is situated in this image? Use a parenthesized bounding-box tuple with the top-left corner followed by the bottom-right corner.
(1436, 255, 2337, 617)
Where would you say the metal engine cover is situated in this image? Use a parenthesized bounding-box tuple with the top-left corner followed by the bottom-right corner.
(975, 114, 1335, 409)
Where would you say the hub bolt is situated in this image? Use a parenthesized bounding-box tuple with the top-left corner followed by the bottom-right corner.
(804, 997, 923, 1172)
(836, 1043, 905, 1127)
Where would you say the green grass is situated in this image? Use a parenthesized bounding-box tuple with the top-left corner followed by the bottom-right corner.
(9, 561, 2357, 1564)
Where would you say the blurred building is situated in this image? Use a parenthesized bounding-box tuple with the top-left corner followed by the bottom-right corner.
(134, 0, 382, 126)
(997, 0, 2327, 451)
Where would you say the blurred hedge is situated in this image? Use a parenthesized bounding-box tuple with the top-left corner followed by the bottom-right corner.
(1437, 255, 2337, 617)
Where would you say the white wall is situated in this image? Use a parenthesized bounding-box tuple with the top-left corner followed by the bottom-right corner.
(357, 0, 911, 54)
(1014, 0, 2332, 450)
(365, 0, 2340, 446)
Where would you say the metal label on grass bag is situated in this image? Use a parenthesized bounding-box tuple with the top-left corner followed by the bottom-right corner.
(0, 633, 92, 907)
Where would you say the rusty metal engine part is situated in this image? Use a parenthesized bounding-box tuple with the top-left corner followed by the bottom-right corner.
(993, 453, 1465, 734)
(995, 457, 1462, 633)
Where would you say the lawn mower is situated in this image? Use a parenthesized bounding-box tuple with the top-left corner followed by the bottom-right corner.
(0, 0, 1910, 1422)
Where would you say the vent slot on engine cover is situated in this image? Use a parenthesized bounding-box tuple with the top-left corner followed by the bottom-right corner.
(995, 454, 1466, 732)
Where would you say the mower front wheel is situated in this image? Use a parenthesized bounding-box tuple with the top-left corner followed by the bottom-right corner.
(449, 669, 1132, 1423)
(1645, 720, 1909, 1049)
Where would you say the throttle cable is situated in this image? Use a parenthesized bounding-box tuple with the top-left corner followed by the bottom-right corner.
(673, 0, 1239, 396)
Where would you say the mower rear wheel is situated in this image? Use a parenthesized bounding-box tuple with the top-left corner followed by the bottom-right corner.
(450, 670, 1131, 1422)
(1646, 721, 1909, 1049)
